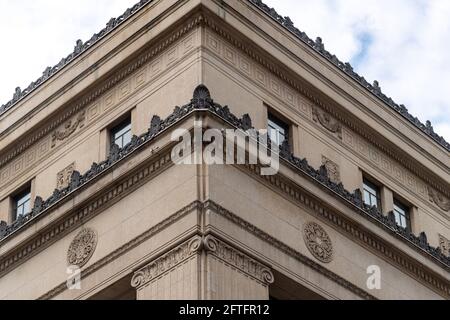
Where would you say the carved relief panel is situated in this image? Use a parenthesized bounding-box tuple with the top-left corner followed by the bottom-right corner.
(322, 156, 341, 184)
(428, 188, 450, 212)
(439, 234, 450, 257)
(312, 107, 342, 139)
(57, 163, 76, 190)
(51, 111, 86, 148)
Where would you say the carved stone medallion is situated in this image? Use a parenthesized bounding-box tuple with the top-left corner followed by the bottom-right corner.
(67, 228, 98, 267)
(303, 222, 334, 263)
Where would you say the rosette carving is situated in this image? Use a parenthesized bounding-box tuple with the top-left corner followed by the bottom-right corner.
(303, 222, 334, 263)
(67, 228, 98, 267)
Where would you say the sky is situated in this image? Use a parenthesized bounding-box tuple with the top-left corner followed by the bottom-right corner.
(0, 0, 449, 142)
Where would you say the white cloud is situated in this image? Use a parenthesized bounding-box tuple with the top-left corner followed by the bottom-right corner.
(0, 0, 135, 103)
(263, 0, 450, 142)
(0, 0, 448, 142)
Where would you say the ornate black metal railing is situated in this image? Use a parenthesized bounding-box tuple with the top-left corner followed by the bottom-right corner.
(0, 0, 154, 115)
(0, 85, 448, 268)
(1, 0, 448, 152)
(248, 0, 449, 151)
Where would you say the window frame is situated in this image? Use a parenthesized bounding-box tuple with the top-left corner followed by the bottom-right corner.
(362, 178, 382, 210)
(12, 187, 32, 221)
(268, 113, 290, 148)
(393, 199, 411, 231)
(110, 118, 132, 149)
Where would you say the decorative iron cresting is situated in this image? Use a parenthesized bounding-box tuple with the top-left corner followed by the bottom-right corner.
(1, 0, 448, 151)
(247, 0, 449, 151)
(0, 85, 448, 268)
(0, 0, 153, 114)
(1, 0, 447, 151)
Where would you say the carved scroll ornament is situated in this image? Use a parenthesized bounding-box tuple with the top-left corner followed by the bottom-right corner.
(312, 107, 342, 139)
(439, 235, 450, 257)
(322, 156, 341, 184)
(428, 187, 450, 212)
(57, 163, 76, 190)
(51, 111, 86, 148)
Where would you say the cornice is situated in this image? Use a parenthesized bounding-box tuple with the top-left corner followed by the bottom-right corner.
(0, 0, 155, 117)
(39, 205, 372, 300)
(246, 0, 449, 152)
(1, 5, 447, 203)
(0, 13, 203, 169)
(0, 147, 173, 278)
(204, 201, 376, 300)
(201, 11, 449, 198)
(38, 201, 201, 300)
(235, 164, 450, 298)
(0, 85, 447, 299)
(131, 234, 275, 289)
(1, 85, 448, 268)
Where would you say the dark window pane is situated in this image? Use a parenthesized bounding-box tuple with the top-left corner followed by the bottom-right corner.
(111, 119, 132, 149)
(363, 179, 381, 210)
(393, 200, 411, 230)
(268, 114, 289, 147)
(13, 189, 31, 220)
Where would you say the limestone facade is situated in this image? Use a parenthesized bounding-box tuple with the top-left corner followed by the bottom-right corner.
(0, 0, 448, 300)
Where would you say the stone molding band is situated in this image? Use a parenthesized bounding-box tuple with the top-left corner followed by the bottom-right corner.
(2, 0, 447, 152)
(131, 235, 204, 289)
(203, 235, 275, 285)
(130, 235, 275, 290)
(1, 85, 448, 298)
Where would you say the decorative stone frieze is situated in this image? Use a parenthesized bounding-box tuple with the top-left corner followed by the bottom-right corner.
(0, 0, 154, 116)
(57, 163, 76, 190)
(1, 0, 447, 152)
(248, 0, 449, 150)
(131, 236, 203, 289)
(203, 25, 448, 201)
(321, 156, 340, 184)
(1, 85, 448, 271)
(131, 235, 274, 290)
(203, 235, 274, 285)
(303, 222, 334, 263)
(51, 112, 86, 148)
(428, 187, 450, 212)
(312, 107, 342, 139)
(67, 228, 98, 268)
(0, 14, 201, 187)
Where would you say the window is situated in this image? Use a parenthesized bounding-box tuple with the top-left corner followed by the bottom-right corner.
(393, 200, 411, 230)
(13, 188, 31, 221)
(110, 118, 132, 149)
(363, 179, 381, 209)
(268, 113, 289, 147)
